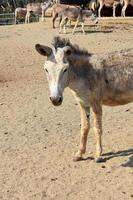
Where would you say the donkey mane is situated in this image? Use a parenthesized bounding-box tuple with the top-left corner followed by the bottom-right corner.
(52, 36, 92, 57)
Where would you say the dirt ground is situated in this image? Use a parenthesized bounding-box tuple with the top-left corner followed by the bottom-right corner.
(0, 18, 133, 200)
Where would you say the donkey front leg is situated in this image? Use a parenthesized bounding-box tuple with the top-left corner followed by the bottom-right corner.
(72, 19, 79, 34)
(59, 17, 67, 34)
(25, 12, 30, 23)
(74, 105, 90, 161)
(92, 103, 103, 162)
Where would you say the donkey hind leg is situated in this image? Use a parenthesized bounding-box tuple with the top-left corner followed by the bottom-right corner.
(25, 13, 28, 23)
(28, 13, 30, 23)
(92, 103, 103, 162)
(72, 19, 79, 34)
(113, 5, 116, 17)
(25, 12, 30, 23)
(98, 2, 103, 17)
(63, 19, 69, 34)
(52, 13, 58, 28)
(81, 22, 85, 34)
(121, 4, 127, 17)
(74, 106, 90, 161)
(59, 16, 62, 26)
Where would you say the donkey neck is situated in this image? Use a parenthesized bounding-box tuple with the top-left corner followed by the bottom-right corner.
(68, 54, 101, 93)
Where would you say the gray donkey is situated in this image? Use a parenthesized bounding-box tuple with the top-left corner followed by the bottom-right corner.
(59, 7, 98, 34)
(35, 37, 133, 162)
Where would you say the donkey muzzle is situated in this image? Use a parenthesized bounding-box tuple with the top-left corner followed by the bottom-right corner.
(49, 96, 63, 106)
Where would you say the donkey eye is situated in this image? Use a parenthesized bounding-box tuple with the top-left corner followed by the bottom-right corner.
(63, 68, 68, 73)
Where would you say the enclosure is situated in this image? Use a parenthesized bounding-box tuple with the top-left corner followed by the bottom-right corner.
(0, 17, 133, 199)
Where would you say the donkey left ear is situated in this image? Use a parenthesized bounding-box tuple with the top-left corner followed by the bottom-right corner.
(35, 44, 52, 57)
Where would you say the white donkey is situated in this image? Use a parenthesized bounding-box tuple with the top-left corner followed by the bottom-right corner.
(35, 37, 133, 162)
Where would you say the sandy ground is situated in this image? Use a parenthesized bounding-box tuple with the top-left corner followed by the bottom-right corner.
(0, 18, 133, 200)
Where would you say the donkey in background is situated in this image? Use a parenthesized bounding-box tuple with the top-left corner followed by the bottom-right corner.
(35, 37, 133, 162)
(121, 0, 133, 16)
(15, 7, 27, 24)
(52, 3, 81, 28)
(59, 7, 98, 34)
(25, 0, 53, 23)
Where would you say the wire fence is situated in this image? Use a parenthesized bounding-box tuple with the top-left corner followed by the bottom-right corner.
(0, 12, 40, 25)
(0, 8, 132, 25)
(0, 13, 15, 25)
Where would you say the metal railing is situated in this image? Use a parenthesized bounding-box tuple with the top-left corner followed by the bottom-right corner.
(0, 12, 39, 25)
(0, 13, 15, 25)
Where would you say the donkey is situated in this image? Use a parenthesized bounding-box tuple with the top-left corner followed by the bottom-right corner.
(59, 7, 98, 34)
(121, 0, 133, 16)
(97, 0, 123, 17)
(35, 36, 133, 162)
(25, 0, 53, 23)
(15, 7, 27, 24)
(52, 3, 81, 28)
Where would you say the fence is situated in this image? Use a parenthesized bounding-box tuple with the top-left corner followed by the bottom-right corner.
(0, 13, 15, 25)
(0, 12, 40, 25)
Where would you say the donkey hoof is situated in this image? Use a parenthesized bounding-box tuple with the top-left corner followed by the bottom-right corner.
(95, 157, 105, 163)
(73, 155, 83, 162)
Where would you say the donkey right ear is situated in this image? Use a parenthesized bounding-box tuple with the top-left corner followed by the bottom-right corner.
(35, 44, 52, 57)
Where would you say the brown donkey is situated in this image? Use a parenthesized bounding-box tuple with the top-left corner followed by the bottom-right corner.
(35, 37, 133, 162)
(52, 3, 80, 28)
(25, 0, 53, 23)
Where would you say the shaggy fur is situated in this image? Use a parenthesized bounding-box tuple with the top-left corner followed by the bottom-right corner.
(52, 36, 92, 56)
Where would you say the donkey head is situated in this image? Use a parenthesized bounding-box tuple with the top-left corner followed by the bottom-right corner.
(35, 43, 72, 106)
(87, 9, 98, 24)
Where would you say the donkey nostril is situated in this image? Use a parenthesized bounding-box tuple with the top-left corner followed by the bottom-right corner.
(49, 96, 52, 101)
(58, 97, 62, 103)
(49, 96, 62, 105)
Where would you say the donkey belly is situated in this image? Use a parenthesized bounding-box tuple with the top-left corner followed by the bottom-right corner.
(103, 76, 133, 106)
(102, 52, 133, 106)
(103, 93, 133, 106)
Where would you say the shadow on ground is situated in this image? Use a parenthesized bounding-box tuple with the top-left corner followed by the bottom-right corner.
(103, 148, 133, 167)
(64, 29, 113, 34)
(81, 149, 133, 167)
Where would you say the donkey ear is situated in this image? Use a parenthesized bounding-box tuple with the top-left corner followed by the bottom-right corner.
(35, 44, 52, 57)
